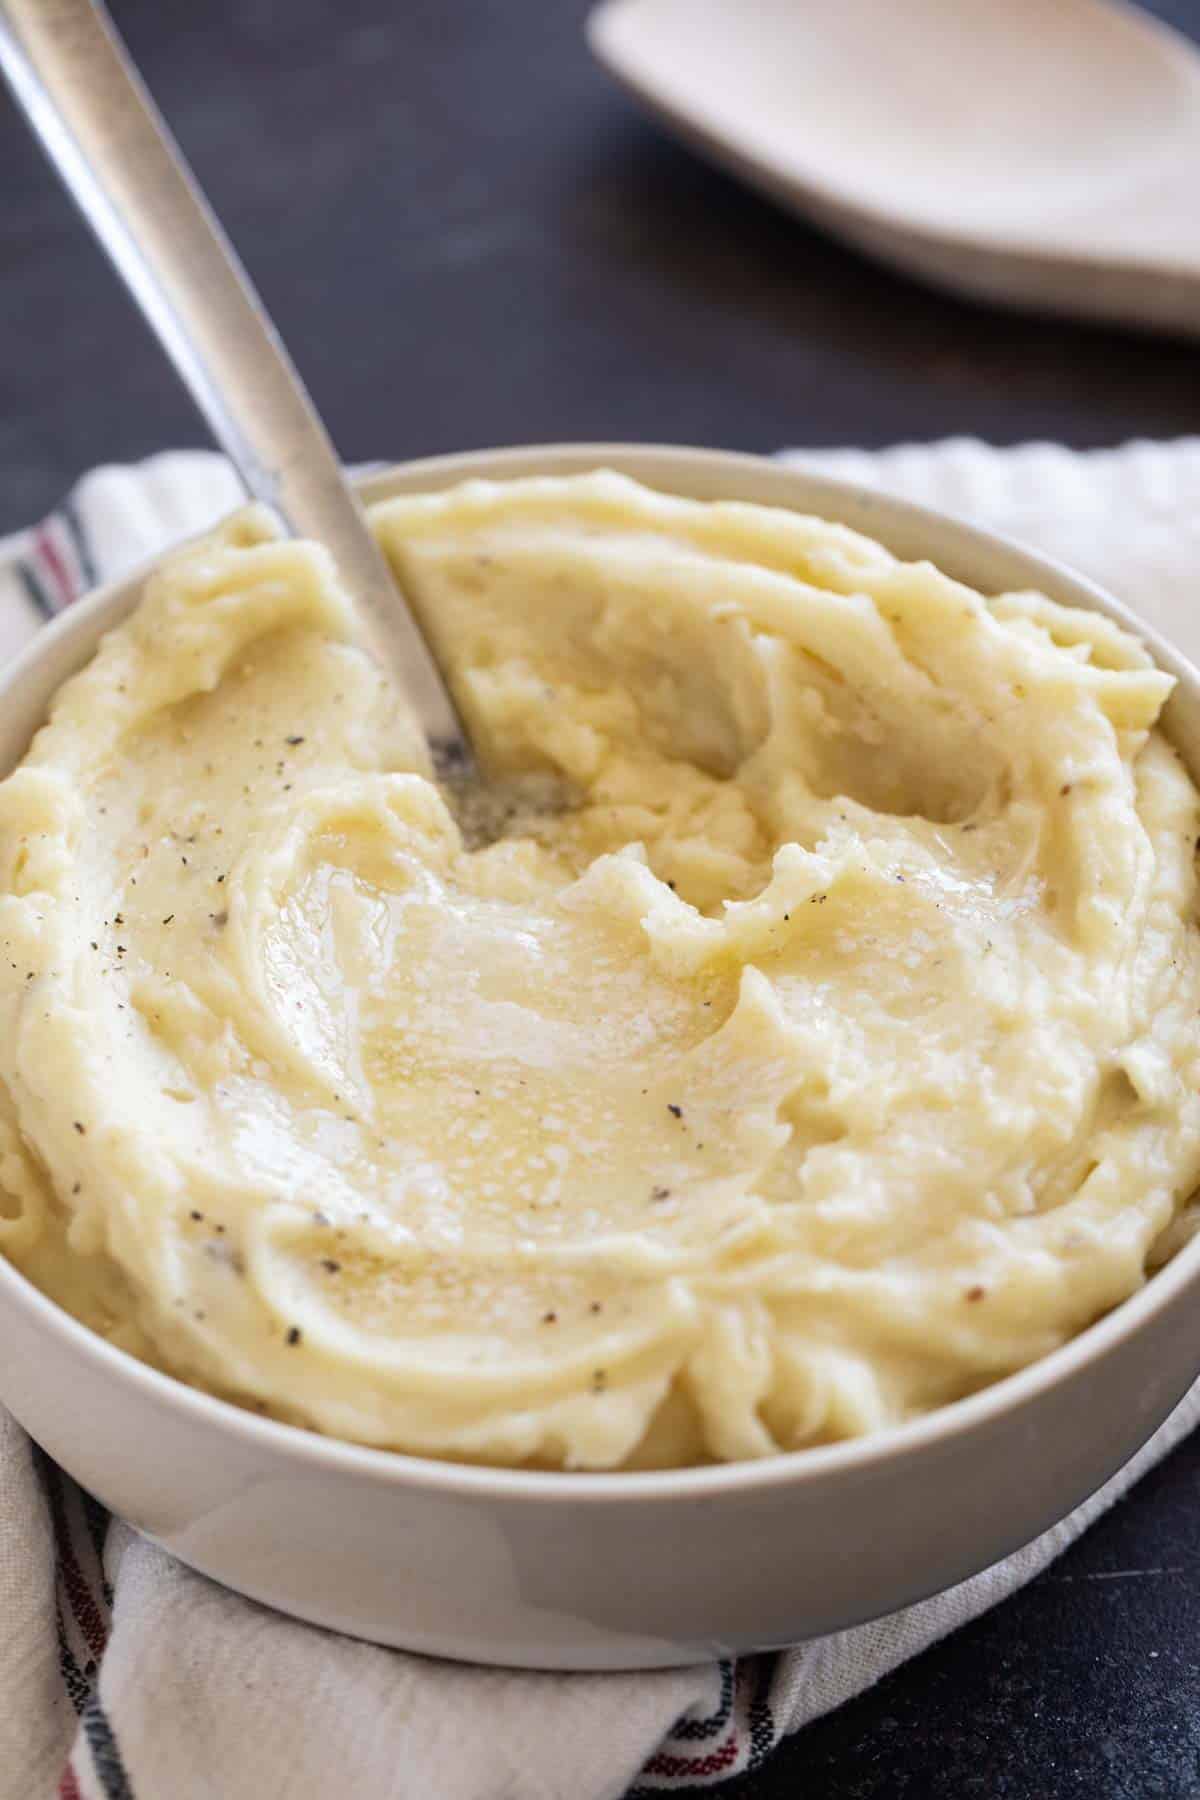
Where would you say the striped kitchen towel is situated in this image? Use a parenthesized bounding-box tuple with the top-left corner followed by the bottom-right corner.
(3, 438, 1200, 1800)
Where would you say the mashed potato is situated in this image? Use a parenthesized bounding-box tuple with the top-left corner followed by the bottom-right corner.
(1, 472, 1199, 1468)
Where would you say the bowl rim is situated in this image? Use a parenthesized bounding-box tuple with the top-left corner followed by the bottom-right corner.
(4, 437, 1200, 1507)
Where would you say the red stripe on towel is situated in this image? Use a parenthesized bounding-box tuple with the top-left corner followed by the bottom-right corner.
(45, 1468, 109, 1663)
(34, 520, 78, 609)
(641, 1729, 740, 1781)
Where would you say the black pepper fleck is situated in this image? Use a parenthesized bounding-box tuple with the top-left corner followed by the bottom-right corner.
(286, 1326, 302, 1346)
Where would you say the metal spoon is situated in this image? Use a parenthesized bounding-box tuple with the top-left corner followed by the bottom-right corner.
(0, 0, 474, 778)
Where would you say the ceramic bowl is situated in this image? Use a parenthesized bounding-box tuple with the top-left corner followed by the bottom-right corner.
(586, 0, 1200, 339)
(2, 444, 1199, 1671)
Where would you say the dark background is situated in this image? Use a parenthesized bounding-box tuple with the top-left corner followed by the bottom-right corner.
(4, 2, 1200, 1794)
(3, 0, 1200, 535)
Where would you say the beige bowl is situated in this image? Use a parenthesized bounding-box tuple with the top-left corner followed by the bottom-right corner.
(2, 444, 1199, 1671)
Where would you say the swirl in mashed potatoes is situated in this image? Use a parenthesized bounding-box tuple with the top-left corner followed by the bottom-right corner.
(1, 472, 1199, 1468)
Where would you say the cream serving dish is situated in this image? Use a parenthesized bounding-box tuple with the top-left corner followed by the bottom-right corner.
(1, 444, 1199, 1670)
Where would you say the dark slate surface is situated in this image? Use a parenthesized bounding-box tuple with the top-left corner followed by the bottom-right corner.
(3, 2, 1200, 1794)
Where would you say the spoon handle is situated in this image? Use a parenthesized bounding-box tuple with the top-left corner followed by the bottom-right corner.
(0, 0, 470, 772)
